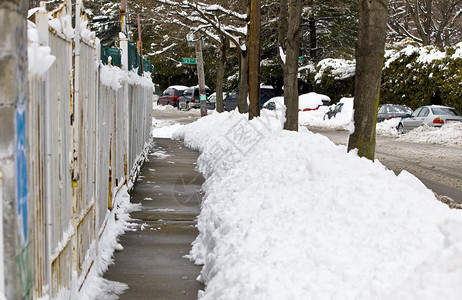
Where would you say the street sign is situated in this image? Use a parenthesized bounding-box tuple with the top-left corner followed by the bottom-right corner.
(181, 58, 196, 64)
(298, 56, 304, 61)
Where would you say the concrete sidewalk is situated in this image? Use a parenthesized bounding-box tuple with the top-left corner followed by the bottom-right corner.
(104, 138, 204, 299)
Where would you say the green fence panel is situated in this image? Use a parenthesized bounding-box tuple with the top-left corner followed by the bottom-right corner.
(100, 45, 121, 68)
(102, 42, 152, 74)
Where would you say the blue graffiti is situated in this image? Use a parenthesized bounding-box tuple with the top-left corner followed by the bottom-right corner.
(15, 101, 28, 247)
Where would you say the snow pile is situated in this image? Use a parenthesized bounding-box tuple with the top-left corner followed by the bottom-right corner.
(174, 111, 462, 300)
(151, 116, 185, 138)
(376, 118, 401, 136)
(49, 15, 74, 39)
(79, 20, 97, 44)
(100, 64, 124, 90)
(299, 97, 354, 129)
(27, 21, 56, 76)
(100, 64, 154, 90)
(299, 92, 330, 109)
(398, 123, 462, 147)
(153, 103, 177, 111)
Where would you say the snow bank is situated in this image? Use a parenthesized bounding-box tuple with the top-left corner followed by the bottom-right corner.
(299, 92, 330, 109)
(78, 185, 141, 299)
(398, 123, 462, 147)
(299, 97, 354, 129)
(174, 111, 462, 300)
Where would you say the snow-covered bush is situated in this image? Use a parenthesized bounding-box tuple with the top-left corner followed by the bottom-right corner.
(298, 58, 355, 104)
(381, 40, 462, 112)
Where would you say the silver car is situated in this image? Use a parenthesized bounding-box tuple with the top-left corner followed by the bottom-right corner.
(397, 105, 462, 133)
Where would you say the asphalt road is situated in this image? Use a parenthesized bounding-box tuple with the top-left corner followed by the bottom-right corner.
(306, 127, 462, 203)
(152, 106, 462, 204)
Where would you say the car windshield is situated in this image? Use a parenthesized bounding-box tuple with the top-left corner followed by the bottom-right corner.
(431, 107, 460, 116)
(388, 106, 411, 113)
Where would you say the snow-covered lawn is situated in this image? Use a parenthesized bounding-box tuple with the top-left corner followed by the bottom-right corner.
(172, 111, 462, 300)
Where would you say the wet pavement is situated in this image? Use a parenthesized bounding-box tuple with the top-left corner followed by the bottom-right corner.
(104, 138, 204, 299)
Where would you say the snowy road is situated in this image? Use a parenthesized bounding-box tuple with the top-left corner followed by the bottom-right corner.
(306, 127, 462, 203)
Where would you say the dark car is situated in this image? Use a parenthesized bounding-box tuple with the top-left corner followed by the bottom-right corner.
(259, 86, 276, 109)
(377, 104, 413, 122)
(157, 85, 188, 107)
(178, 86, 212, 110)
(223, 92, 240, 111)
(223, 87, 277, 112)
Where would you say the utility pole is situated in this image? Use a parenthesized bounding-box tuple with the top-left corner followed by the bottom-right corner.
(137, 13, 144, 74)
(248, 0, 261, 120)
(194, 32, 207, 117)
(0, 0, 30, 298)
(120, 0, 126, 33)
(309, 18, 317, 60)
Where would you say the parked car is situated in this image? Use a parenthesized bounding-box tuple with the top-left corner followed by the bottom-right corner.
(223, 87, 277, 112)
(178, 86, 212, 110)
(377, 104, 413, 122)
(157, 85, 188, 107)
(323, 102, 344, 120)
(259, 86, 276, 109)
(299, 92, 331, 112)
(223, 92, 240, 111)
(262, 97, 285, 111)
(206, 92, 227, 110)
(397, 105, 462, 133)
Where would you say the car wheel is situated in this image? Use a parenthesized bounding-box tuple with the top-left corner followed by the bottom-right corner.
(397, 123, 404, 134)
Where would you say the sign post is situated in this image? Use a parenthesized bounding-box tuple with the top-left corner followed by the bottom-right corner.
(194, 33, 207, 117)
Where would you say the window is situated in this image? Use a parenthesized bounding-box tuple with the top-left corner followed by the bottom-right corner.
(411, 107, 422, 117)
(163, 88, 172, 96)
(183, 89, 193, 97)
(418, 107, 429, 117)
(432, 107, 460, 116)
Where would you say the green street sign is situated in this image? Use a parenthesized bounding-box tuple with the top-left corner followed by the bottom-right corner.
(298, 56, 304, 61)
(181, 57, 197, 64)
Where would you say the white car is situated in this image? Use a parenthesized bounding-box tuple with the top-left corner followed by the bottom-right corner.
(397, 105, 462, 133)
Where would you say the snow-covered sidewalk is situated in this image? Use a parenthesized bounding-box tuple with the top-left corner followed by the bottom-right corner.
(173, 111, 462, 300)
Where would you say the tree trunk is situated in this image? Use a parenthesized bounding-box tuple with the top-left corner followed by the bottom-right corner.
(277, 0, 288, 68)
(347, 0, 388, 160)
(238, 48, 249, 113)
(216, 36, 227, 113)
(283, 0, 302, 131)
(248, 0, 261, 120)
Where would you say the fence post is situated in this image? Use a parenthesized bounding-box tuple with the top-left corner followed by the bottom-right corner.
(73, 0, 82, 184)
(0, 171, 3, 297)
(0, 0, 31, 298)
(119, 34, 130, 181)
(35, 2, 53, 296)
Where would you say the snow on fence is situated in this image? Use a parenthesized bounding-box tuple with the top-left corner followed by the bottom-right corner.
(27, 1, 153, 298)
